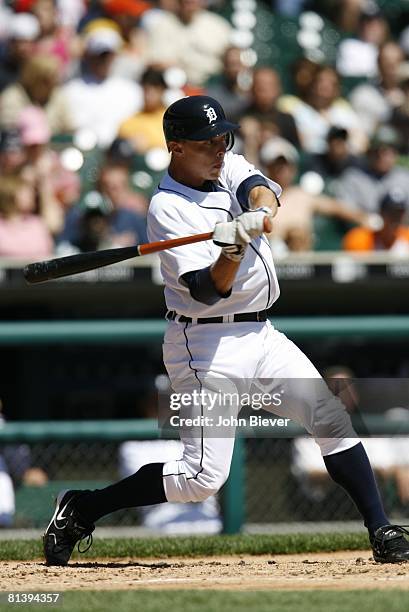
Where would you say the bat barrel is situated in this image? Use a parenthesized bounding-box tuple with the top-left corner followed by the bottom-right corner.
(23, 246, 140, 284)
(24, 260, 60, 284)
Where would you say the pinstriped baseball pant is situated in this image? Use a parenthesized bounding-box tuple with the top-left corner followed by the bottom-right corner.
(161, 319, 359, 503)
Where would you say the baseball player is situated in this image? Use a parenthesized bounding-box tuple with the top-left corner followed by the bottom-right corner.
(43, 96, 409, 565)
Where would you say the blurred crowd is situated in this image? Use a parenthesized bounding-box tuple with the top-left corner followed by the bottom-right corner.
(1, 0, 409, 257)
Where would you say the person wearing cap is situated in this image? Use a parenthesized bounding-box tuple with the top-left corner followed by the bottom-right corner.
(260, 136, 370, 251)
(62, 22, 142, 147)
(43, 95, 409, 567)
(333, 124, 409, 214)
(0, 52, 74, 134)
(343, 188, 409, 253)
(118, 67, 168, 153)
(0, 12, 40, 92)
(58, 162, 147, 250)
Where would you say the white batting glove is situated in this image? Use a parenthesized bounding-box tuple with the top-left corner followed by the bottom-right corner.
(213, 208, 273, 247)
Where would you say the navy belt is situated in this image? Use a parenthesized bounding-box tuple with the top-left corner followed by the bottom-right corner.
(166, 310, 267, 324)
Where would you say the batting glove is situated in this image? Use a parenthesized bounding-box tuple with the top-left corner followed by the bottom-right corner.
(213, 208, 273, 247)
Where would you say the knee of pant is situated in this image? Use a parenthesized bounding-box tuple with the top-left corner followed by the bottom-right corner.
(312, 396, 356, 440)
(187, 468, 229, 503)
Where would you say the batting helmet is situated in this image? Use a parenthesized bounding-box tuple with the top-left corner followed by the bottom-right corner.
(163, 96, 239, 148)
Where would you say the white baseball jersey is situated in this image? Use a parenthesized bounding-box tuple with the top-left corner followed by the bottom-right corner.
(147, 151, 358, 507)
(147, 151, 282, 317)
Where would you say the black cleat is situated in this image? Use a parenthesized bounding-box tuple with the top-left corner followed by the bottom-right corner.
(371, 525, 409, 563)
(43, 489, 95, 566)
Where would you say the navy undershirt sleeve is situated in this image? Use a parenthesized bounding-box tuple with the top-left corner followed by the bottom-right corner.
(180, 266, 232, 305)
(236, 175, 280, 211)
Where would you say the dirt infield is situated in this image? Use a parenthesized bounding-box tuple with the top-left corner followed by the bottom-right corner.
(1, 551, 409, 591)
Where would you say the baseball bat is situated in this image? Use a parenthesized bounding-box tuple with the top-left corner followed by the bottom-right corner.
(23, 231, 213, 284)
(23, 217, 273, 284)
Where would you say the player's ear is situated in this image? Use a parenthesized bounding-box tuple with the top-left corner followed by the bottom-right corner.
(168, 140, 184, 156)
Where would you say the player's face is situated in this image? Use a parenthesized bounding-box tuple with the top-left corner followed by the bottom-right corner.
(172, 134, 228, 186)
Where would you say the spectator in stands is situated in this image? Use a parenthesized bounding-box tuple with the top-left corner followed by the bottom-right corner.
(278, 65, 367, 154)
(290, 56, 320, 104)
(0, 129, 26, 176)
(311, 0, 360, 32)
(0, 399, 48, 527)
(103, 0, 151, 81)
(205, 46, 251, 124)
(98, 162, 148, 214)
(106, 136, 135, 167)
(58, 164, 147, 251)
(62, 23, 142, 148)
(333, 125, 409, 214)
(238, 67, 300, 165)
(118, 67, 167, 153)
(57, 193, 116, 253)
(0, 12, 40, 93)
(31, 0, 78, 76)
(343, 188, 409, 253)
(261, 137, 370, 252)
(305, 126, 363, 184)
(0, 403, 15, 527)
(17, 106, 65, 236)
(390, 63, 409, 155)
(57, 0, 86, 31)
(336, 2, 389, 79)
(0, 174, 53, 258)
(292, 366, 409, 509)
(349, 42, 405, 137)
(145, 0, 232, 87)
(52, 167, 82, 212)
(0, 53, 74, 135)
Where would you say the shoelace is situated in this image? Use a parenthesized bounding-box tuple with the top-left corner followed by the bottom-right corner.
(77, 532, 93, 554)
(379, 525, 409, 549)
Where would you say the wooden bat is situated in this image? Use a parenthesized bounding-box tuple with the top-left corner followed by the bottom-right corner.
(23, 217, 273, 284)
(23, 232, 213, 284)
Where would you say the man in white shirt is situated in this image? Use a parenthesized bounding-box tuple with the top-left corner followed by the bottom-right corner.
(145, 0, 232, 87)
(63, 27, 142, 148)
(43, 96, 409, 567)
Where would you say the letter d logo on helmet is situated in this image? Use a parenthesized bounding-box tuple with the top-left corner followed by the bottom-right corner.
(163, 95, 239, 148)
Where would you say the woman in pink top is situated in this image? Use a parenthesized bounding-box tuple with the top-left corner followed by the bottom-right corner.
(0, 175, 53, 258)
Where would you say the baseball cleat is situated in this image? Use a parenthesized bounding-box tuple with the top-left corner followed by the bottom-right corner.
(371, 525, 409, 563)
(43, 489, 95, 566)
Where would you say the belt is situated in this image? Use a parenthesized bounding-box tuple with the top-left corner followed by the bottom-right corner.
(166, 310, 267, 324)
